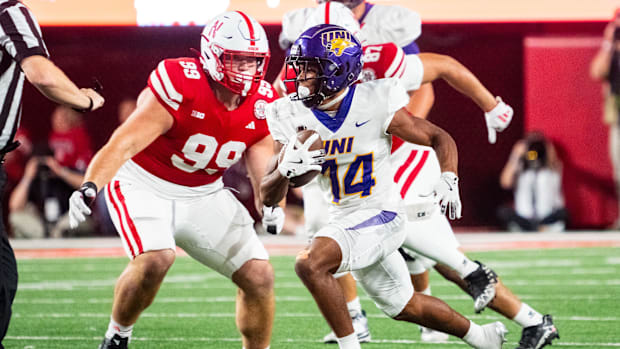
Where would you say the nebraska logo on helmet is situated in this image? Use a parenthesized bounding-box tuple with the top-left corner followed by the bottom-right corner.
(199, 11, 270, 96)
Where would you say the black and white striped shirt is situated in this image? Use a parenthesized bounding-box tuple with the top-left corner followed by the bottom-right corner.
(0, 0, 48, 153)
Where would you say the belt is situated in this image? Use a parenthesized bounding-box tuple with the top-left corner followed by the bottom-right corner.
(405, 201, 437, 221)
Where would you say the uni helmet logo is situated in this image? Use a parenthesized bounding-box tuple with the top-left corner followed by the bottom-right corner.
(321, 30, 355, 57)
(208, 20, 223, 38)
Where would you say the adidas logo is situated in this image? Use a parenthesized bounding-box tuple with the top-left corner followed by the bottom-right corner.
(245, 121, 255, 130)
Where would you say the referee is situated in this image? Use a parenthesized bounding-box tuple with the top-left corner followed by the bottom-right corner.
(0, 1, 104, 346)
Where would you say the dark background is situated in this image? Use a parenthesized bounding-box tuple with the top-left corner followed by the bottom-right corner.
(19, 22, 606, 229)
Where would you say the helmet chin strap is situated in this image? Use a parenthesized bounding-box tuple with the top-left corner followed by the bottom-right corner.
(317, 87, 349, 110)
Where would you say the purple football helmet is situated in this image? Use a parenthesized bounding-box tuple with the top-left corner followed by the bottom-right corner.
(285, 24, 363, 108)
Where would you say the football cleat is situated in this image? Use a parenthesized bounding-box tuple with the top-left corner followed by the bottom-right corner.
(481, 321, 508, 349)
(465, 261, 498, 313)
(516, 314, 560, 349)
(98, 334, 129, 349)
(420, 326, 450, 343)
(323, 310, 371, 344)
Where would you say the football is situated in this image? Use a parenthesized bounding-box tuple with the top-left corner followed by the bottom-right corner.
(281, 129, 324, 188)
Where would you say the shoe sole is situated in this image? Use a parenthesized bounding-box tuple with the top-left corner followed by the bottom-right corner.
(534, 328, 560, 349)
(322, 332, 371, 344)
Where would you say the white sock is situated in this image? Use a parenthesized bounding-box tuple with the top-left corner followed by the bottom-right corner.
(347, 297, 362, 318)
(455, 255, 479, 278)
(462, 321, 485, 348)
(105, 317, 133, 339)
(512, 303, 544, 328)
(336, 332, 361, 349)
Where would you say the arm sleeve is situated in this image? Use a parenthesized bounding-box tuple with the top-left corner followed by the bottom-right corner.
(147, 59, 186, 117)
(399, 54, 424, 92)
(0, 3, 49, 63)
(382, 79, 410, 135)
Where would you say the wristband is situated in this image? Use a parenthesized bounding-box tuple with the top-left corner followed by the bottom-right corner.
(73, 96, 93, 113)
(79, 181, 98, 205)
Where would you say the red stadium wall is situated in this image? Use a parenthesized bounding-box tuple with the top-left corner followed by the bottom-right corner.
(18, 22, 608, 229)
(524, 36, 617, 228)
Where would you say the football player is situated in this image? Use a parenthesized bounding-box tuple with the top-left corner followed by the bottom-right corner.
(262, 23, 507, 349)
(68, 12, 279, 349)
(281, 4, 559, 349)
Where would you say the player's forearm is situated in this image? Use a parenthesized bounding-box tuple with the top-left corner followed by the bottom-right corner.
(260, 166, 289, 207)
(82, 141, 135, 191)
(21, 56, 92, 110)
(439, 57, 496, 112)
(431, 130, 458, 174)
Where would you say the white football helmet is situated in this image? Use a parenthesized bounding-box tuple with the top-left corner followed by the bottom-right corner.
(306, 2, 365, 44)
(200, 11, 270, 96)
(317, 0, 364, 10)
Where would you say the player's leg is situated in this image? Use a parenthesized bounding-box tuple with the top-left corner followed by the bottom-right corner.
(322, 273, 371, 344)
(402, 212, 498, 312)
(232, 260, 275, 349)
(399, 248, 450, 343)
(434, 263, 559, 349)
(0, 228, 18, 349)
(101, 180, 177, 348)
(296, 237, 355, 343)
(0, 166, 17, 348)
(303, 181, 371, 344)
(174, 189, 274, 349)
(298, 209, 407, 349)
(355, 250, 507, 349)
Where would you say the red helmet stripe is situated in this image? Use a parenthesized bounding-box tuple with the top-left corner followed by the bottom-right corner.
(236, 11, 256, 46)
(325, 1, 331, 24)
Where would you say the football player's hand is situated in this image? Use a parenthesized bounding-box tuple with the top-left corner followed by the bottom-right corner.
(433, 172, 462, 220)
(278, 133, 325, 179)
(69, 182, 97, 229)
(484, 97, 513, 144)
(80, 88, 105, 112)
(262, 206, 285, 235)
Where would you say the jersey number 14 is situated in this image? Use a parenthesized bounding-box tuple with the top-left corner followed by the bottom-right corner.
(322, 153, 376, 203)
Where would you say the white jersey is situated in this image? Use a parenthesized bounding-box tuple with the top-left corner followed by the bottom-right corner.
(360, 4, 421, 47)
(278, 3, 421, 50)
(279, 7, 314, 49)
(267, 78, 409, 217)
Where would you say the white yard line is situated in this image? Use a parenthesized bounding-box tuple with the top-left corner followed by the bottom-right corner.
(17, 293, 617, 305)
(5, 335, 620, 347)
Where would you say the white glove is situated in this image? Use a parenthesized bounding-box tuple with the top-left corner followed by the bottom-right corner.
(484, 97, 513, 144)
(262, 206, 285, 235)
(69, 182, 97, 229)
(433, 172, 462, 220)
(278, 133, 325, 179)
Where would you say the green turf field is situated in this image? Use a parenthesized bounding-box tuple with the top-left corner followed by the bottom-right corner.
(5, 247, 620, 348)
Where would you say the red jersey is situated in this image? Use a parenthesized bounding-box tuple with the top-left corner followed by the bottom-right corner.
(133, 57, 277, 187)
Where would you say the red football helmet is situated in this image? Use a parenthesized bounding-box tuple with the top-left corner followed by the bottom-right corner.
(200, 11, 270, 96)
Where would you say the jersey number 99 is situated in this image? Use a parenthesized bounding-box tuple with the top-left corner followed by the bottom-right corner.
(171, 133, 246, 173)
